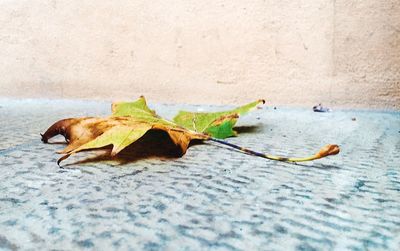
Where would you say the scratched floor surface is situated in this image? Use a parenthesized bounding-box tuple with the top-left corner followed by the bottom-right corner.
(0, 98, 399, 250)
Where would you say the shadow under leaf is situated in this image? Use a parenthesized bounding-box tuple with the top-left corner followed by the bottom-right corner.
(234, 125, 263, 134)
(63, 130, 206, 167)
(291, 163, 341, 170)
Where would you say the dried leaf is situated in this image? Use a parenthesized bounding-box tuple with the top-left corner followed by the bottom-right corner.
(42, 96, 340, 166)
(42, 97, 209, 164)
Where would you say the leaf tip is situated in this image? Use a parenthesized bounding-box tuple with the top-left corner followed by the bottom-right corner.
(139, 95, 147, 102)
(111, 145, 122, 157)
(57, 158, 63, 167)
(40, 133, 48, 143)
(57, 154, 71, 167)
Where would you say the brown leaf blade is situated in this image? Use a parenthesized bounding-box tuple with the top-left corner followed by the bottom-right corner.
(42, 98, 209, 165)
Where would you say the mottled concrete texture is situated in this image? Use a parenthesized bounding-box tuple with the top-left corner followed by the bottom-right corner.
(0, 0, 399, 108)
(0, 99, 399, 250)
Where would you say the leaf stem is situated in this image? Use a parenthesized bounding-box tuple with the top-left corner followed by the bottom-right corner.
(208, 138, 340, 162)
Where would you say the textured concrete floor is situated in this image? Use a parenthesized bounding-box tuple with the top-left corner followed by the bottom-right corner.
(0, 99, 399, 251)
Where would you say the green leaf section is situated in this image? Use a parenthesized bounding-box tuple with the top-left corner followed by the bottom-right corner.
(173, 99, 265, 138)
(111, 97, 264, 139)
(204, 117, 238, 139)
(111, 96, 176, 127)
(112, 96, 155, 118)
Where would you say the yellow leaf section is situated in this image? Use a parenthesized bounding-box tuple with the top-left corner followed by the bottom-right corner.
(68, 124, 152, 157)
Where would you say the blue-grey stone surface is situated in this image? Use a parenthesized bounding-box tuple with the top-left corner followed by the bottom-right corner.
(0, 98, 399, 251)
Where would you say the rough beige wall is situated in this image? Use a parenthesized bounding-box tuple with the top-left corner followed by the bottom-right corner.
(332, 0, 400, 108)
(0, 0, 398, 108)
